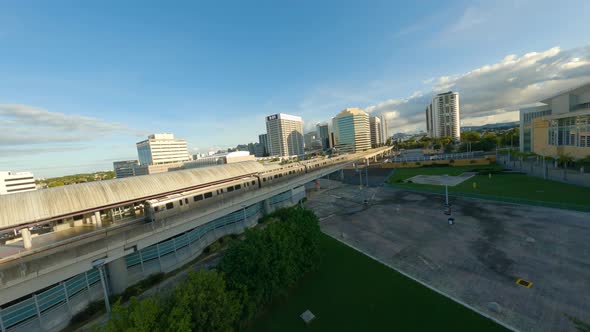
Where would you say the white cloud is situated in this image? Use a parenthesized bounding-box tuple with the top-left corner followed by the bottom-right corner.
(365, 45, 590, 134)
(0, 104, 141, 146)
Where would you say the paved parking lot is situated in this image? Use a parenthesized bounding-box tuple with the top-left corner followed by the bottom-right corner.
(306, 177, 590, 332)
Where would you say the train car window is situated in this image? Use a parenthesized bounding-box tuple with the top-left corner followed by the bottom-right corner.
(227, 186, 234, 192)
(204, 192, 213, 199)
(185, 198, 189, 204)
(251, 180, 255, 185)
(179, 199, 183, 206)
(263, 178, 266, 182)
(166, 202, 174, 209)
(274, 174, 278, 179)
(235, 184, 241, 190)
(279, 173, 283, 177)
(194, 194, 203, 201)
(154, 206, 159, 212)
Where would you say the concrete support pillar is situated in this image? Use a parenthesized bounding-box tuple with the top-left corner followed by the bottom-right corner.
(263, 198, 272, 215)
(107, 257, 129, 295)
(91, 215, 97, 225)
(95, 211, 102, 227)
(21, 228, 32, 249)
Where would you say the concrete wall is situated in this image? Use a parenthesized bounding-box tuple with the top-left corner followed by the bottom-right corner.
(380, 156, 495, 169)
(533, 118, 590, 159)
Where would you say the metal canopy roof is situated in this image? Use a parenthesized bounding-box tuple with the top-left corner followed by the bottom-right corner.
(0, 161, 267, 229)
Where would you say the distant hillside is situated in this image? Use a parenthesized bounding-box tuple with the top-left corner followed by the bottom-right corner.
(461, 121, 518, 131)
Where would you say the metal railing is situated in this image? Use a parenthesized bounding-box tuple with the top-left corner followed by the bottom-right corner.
(125, 202, 265, 268)
(385, 184, 590, 212)
(0, 269, 100, 331)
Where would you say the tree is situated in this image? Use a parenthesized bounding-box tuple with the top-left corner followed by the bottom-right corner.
(167, 270, 242, 332)
(460, 131, 481, 142)
(500, 128, 519, 148)
(102, 296, 162, 332)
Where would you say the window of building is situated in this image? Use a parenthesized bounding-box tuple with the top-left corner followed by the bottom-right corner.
(204, 192, 213, 199)
(194, 194, 203, 202)
(166, 202, 174, 209)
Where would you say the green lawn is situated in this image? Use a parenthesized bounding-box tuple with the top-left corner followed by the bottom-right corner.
(386, 166, 590, 211)
(249, 233, 508, 332)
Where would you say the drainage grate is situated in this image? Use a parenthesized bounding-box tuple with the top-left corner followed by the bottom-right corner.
(516, 278, 533, 288)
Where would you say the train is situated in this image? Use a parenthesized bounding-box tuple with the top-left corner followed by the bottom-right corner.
(144, 154, 357, 223)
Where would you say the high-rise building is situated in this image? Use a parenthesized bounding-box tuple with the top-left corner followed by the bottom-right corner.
(265, 113, 304, 157)
(0, 171, 36, 195)
(426, 91, 461, 140)
(113, 160, 139, 178)
(136, 133, 191, 166)
(316, 123, 331, 150)
(332, 108, 371, 153)
(380, 113, 389, 144)
(258, 134, 269, 157)
(369, 116, 382, 147)
(304, 132, 317, 148)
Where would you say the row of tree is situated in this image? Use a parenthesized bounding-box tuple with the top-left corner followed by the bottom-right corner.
(37, 171, 115, 188)
(100, 207, 322, 332)
(393, 128, 520, 153)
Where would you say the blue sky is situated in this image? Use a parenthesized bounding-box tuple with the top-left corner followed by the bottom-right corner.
(1, 0, 589, 177)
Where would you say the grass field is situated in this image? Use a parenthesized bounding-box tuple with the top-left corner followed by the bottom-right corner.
(386, 165, 590, 210)
(249, 233, 508, 332)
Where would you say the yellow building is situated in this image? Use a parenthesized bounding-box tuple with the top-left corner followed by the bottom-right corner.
(520, 82, 590, 159)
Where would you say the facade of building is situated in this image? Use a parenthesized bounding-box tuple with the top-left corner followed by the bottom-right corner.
(0, 171, 36, 195)
(380, 113, 389, 144)
(304, 132, 318, 150)
(426, 91, 461, 140)
(369, 115, 382, 147)
(136, 133, 191, 166)
(183, 151, 255, 169)
(113, 160, 139, 178)
(265, 113, 304, 157)
(258, 134, 269, 157)
(519, 82, 590, 159)
(316, 123, 331, 150)
(332, 108, 371, 153)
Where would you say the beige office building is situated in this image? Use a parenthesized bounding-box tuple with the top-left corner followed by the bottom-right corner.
(332, 108, 371, 153)
(265, 113, 304, 157)
(136, 133, 191, 166)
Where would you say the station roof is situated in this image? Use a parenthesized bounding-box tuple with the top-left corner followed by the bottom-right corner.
(0, 161, 267, 229)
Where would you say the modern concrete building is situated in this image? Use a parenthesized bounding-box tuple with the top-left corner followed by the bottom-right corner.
(113, 160, 139, 178)
(519, 82, 590, 159)
(265, 113, 304, 157)
(369, 115, 383, 147)
(136, 133, 191, 166)
(332, 108, 371, 153)
(426, 91, 461, 140)
(316, 123, 331, 150)
(258, 133, 269, 157)
(0, 171, 36, 195)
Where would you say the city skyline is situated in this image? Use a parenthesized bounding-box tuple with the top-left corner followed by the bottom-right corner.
(1, 0, 590, 176)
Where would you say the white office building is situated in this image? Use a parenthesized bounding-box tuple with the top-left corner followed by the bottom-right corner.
(136, 133, 191, 166)
(265, 113, 304, 157)
(0, 171, 36, 195)
(369, 116, 382, 147)
(380, 113, 389, 144)
(426, 91, 461, 140)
